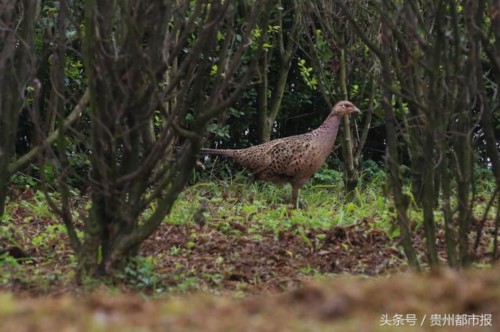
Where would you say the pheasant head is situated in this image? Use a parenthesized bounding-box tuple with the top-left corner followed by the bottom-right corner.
(330, 100, 361, 117)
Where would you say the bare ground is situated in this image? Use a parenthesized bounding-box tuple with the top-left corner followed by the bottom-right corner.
(1, 187, 499, 331)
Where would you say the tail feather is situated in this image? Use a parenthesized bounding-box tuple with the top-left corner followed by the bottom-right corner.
(200, 148, 235, 157)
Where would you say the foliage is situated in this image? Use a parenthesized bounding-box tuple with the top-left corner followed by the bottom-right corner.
(297, 58, 318, 90)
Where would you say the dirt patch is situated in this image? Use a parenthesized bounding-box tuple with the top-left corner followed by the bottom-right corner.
(140, 220, 407, 294)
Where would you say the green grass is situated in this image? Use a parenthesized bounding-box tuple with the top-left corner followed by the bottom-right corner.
(167, 170, 395, 235)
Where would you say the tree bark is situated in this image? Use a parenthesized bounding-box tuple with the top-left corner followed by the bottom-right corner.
(0, 0, 38, 217)
(256, 0, 299, 143)
(379, 15, 420, 269)
(339, 48, 358, 194)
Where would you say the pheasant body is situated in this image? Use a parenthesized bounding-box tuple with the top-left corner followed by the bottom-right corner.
(201, 100, 360, 207)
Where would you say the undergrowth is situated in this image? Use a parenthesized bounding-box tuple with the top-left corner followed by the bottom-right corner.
(1, 166, 497, 295)
(168, 169, 394, 236)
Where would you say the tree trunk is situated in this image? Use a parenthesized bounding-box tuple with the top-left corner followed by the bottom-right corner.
(380, 22, 419, 269)
(256, 0, 299, 143)
(0, 0, 38, 217)
(75, 0, 271, 277)
(339, 48, 358, 194)
(257, 53, 294, 143)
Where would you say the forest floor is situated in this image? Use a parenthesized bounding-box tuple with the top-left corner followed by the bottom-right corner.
(1, 179, 499, 331)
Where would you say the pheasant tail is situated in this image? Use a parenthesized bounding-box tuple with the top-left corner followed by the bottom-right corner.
(199, 148, 236, 157)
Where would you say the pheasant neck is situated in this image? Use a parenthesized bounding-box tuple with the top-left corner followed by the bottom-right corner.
(311, 114, 343, 155)
(316, 114, 342, 139)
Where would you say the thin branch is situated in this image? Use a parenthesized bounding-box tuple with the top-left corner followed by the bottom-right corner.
(7, 89, 90, 174)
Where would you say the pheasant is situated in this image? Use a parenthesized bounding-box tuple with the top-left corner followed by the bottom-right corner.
(201, 100, 361, 208)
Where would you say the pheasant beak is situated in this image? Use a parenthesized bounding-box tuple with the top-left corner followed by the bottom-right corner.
(353, 107, 361, 114)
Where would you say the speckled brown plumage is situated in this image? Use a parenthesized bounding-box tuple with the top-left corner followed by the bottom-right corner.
(201, 100, 361, 207)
